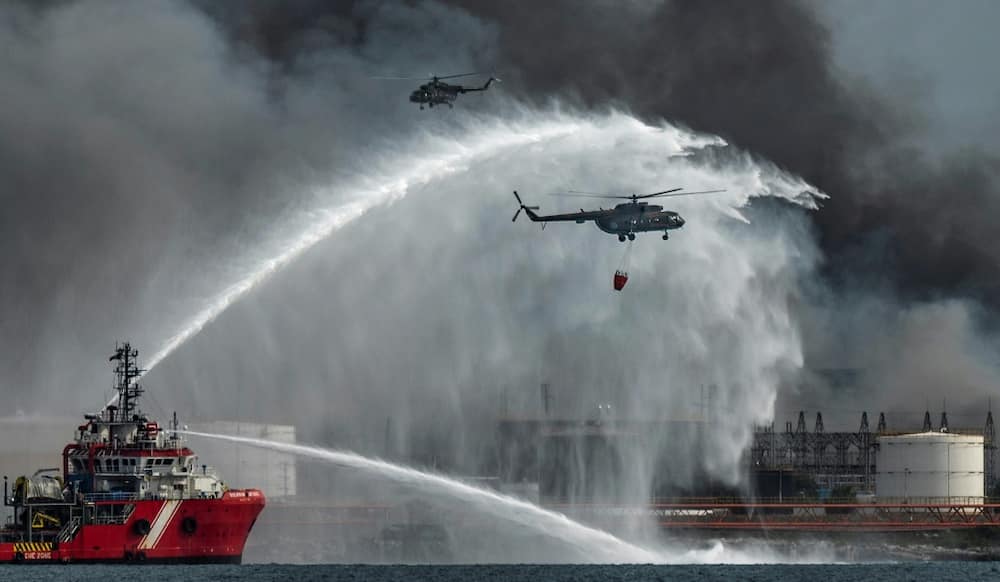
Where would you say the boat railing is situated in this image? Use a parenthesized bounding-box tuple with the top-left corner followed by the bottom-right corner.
(545, 495, 993, 507)
(91, 504, 134, 526)
(84, 492, 139, 503)
(643, 495, 991, 506)
(84, 490, 229, 502)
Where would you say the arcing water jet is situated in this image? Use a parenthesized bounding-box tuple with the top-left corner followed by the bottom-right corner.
(183, 430, 833, 564)
(135, 109, 821, 389)
(104, 114, 586, 407)
(182, 429, 661, 563)
(140, 117, 587, 380)
(142, 109, 825, 500)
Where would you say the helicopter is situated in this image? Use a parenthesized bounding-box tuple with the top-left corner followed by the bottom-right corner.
(512, 188, 726, 241)
(376, 72, 499, 109)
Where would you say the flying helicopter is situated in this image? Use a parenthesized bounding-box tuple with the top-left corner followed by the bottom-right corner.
(512, 188, 726, 242)
(375, 72, 499, 109)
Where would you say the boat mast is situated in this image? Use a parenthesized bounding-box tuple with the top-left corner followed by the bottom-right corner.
(109, 342, 144, 423)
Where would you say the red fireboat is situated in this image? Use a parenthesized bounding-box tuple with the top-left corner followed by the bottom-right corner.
(0, 343, 264, 564)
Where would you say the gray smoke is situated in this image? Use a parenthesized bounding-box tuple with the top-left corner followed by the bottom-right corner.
(0, 0, 496, 413)
(1, 2, 998, 562)
(183, 0, 1000, 420)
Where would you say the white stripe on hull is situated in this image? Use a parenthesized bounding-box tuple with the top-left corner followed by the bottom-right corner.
(135, 501, 168, 550)
(139, 499, 182, 550)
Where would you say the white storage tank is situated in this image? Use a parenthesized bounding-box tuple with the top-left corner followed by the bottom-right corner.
(876, 431, 984, 501)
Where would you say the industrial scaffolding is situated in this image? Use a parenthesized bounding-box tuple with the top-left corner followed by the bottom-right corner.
(751, 410, 997, 494)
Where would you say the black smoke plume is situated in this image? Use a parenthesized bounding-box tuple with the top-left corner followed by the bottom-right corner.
(202, 0, 1000, 303)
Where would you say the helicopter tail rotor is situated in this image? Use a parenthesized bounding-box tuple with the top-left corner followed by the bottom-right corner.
(512, 191, 539, 222)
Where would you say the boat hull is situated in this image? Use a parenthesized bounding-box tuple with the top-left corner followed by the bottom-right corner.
(0, 489, 264, 564)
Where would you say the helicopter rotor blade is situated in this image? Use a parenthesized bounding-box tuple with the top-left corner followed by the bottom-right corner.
(436, 72, 491, 80)
(370, 75, 428, 81)
(645, 189, 727, 199)
(634, 187, 684, 199)
(566, 190, 614, 196)
(550, 187, 724, 201)
(373, 72, 495, 83)
(512, 208, 522, 222)
(550, 191, 634, 199)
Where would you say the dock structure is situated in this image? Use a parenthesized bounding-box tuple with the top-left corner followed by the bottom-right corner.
(552, 498, 1000, 532)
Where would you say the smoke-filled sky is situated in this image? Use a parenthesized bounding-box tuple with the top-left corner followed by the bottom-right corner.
(2, 0, 999, 486)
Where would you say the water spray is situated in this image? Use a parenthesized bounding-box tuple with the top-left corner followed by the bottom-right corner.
(125, 110, 821, 397)
(138, 117, 587, 378)
(103, 115, 587, 408)
(183, 430, 835, 564)
(181, 429, 661, 563)
(113, 110, 827, 549)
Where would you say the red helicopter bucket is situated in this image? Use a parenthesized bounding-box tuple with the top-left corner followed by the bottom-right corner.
(613, 270, 629, 291)
(613, 241, 633, 292)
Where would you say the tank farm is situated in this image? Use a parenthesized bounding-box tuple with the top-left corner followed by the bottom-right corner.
(490, 385, 1000, 535)
(258, 394, 1000, 548)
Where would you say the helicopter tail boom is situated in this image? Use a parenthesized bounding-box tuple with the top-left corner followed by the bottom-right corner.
(460, 77, 500, 94)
